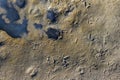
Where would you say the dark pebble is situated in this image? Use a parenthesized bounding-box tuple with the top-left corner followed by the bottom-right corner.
(0, 42, 5, 47)
(16, 0, 26, 8)
(63, 56, 70, 60)
(0, 2, 20, 22)
(34, 23, 43, 29)
(31, 72, 38, 78)
(46, 28, 62, 40)
(62, 59, 69, 67)
(0, 14, 6, 28)
(47, 10, 57, 23)
(0, 0, 8, 9)
(6, 6, 20, 22)
(1, 17, 28, 38)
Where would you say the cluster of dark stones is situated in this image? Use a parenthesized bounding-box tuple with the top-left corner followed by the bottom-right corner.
(0, 0, 63, 40)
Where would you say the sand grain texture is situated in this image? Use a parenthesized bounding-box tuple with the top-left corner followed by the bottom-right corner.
(0, 0, 120, 80)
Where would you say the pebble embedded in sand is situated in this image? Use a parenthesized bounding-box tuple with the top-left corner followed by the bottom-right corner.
(63, 56, 70, 60)
(34, 23, 43, 29)
(16, 0, 26, 8)
(46, 28, 62, 40)
(47, 10, 57, 23)
(25, 66, 38, 78)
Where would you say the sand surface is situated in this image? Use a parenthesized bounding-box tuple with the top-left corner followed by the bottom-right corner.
(0, 0, 120, 80)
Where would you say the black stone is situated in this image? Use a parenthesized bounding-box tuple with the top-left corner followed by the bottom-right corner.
(5, 17, 28, 38)
(0, 0, 8, 9)
(31, 71, 38, 78)
(5, 5, 20, 22)
(0, 16, 28, 38)
(0, 42, 5, 47)
(63, 56, 70, 60)
(47, 10, 57, 22)
(46, 28, 62, 40)
(34, 23, 43, 29)
(16, 0, 26, 8)
(0, 1, 20, 22)
(62, 59, 69, 67)
(0, 14, 6, 28)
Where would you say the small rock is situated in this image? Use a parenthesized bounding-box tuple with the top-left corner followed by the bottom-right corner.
(62, 59, 69, 67)
(30, 69, 38, 77)
(25, 66, 38, 78)
(88, 34, 95, 41)
(0, 42, 5, 47)
(6, 3, 20, 22)
(76, 66, 85, 75)
(16, 0, 26, 8)
(34, 23, 43, 29)
(46, 28, 63, 40)
(63, 56, 70, 60)
(62, 56, 70, 67)
(46, 57, 50, 62)
(61, 56, 70, 67)
(0, 0, 8, 9)
(85, 2, 91, 8)
(80, 69, 84, 75)
(91, 64, 98, 70)
(53, 59, 59, 65)
(2, 17, 28, 38)
(47, 9, 57, 23)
